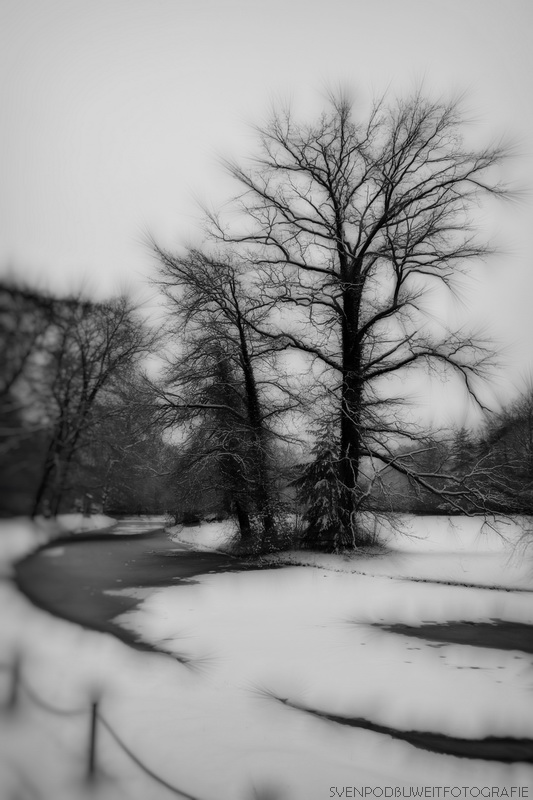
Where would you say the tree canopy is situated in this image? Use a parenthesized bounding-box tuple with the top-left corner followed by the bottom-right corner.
(157, 90, 510, 550)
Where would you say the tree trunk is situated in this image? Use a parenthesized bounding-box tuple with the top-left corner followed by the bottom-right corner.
(236, 308, 277, 547)
(337, 280, 364, 549)
(31, 442, 56, 517)
(234, 499, 252, 542)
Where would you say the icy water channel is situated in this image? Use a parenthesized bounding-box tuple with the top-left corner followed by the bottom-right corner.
(14, 518, 270, 649)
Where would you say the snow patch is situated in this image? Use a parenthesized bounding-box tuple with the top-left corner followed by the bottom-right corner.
(168, 518, 239, 550)
(50, 512, 117, 535)
(0, 518, 49, 571)
(368, 513, 532, 554)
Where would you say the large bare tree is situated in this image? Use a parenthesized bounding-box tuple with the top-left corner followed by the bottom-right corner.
(208, 91, 510, 548)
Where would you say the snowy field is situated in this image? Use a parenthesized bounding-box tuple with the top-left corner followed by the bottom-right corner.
(0, 514, 532, 799)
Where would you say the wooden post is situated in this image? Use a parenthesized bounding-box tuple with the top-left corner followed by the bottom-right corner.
(6, 654, 20, 711)
(87, 700, 98, 781)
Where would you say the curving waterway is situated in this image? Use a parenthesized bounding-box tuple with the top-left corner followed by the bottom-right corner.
(14, 518, 263, 649)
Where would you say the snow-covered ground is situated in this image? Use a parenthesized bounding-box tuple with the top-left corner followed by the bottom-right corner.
(0, 515, 532, 799)
(170, 513, 533, 589)
(168, 518, 239, 551)
(51, 512, 117, 535)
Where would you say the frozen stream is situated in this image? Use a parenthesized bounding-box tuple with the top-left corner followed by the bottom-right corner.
(14, 518, 266, 648)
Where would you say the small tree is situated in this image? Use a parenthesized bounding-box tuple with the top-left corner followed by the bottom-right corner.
(293, 436, 346, 551)
(27, 293, 156, 516)
(474, 389, 533, 514)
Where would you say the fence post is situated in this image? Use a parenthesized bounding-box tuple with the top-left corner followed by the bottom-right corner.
(6, 654, 21, 711)
(87, 699, 98, 781)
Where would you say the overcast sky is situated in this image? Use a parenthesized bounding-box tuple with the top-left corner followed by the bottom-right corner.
(1, 0, 533, 400)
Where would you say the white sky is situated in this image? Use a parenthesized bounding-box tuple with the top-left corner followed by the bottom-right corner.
(1, 0, 533, 396)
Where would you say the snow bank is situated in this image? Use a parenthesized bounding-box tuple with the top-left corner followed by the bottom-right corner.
(169, 514, 533, 590)
(45, 512, 117, 535)
(107, 515, 166, 535)
(276, 547, 533, 590)
(170, 513, 533, 556)
(368, 513, 532, 554)
(0, 518, 49, 571)
(168, 518, 239, 550)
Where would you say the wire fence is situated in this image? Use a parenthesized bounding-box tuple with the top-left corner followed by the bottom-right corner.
(0, 655, 201, 799)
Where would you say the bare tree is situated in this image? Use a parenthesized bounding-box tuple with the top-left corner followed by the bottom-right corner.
(154, 247, 298, 549)
(28, 293, 156, 516)
(165, 344, 263, 536)
(0, 283, 57, 514)
(73, 375, 177, 515)
(207, 90, 511, 548)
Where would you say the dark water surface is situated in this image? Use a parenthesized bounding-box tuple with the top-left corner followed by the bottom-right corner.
(14, 522, 261, 648)
(377, 620, 533, 653)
